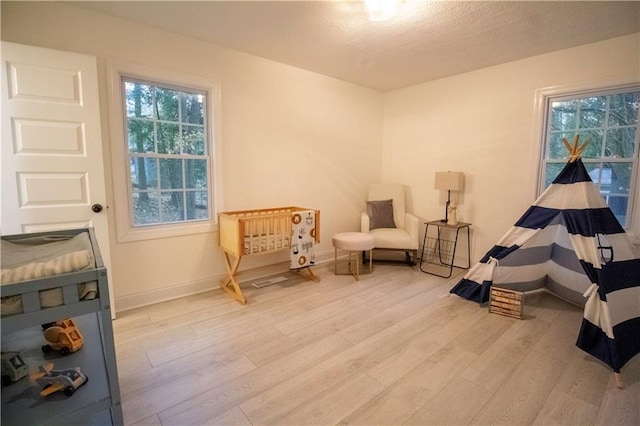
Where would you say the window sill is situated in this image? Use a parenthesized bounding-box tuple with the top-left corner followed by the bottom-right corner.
(116, 220, 218, 243)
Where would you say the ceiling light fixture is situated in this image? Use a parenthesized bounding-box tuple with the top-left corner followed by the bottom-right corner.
(364, 0, 401, 22)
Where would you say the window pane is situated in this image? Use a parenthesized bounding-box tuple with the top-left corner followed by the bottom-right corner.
(128, 119, 154, 153)
(609, 92, 639, 126)
(607, 196, 628, 225)
(550, 100, 577, 130)
(160, 191, 184, 222)
(605, 127, 636, 158)
(576, 130, 603, 158)
(157, 123, 180, 154)
(544, 163, 565, 187)
(606, 162, 633, 195)
(588, 165, 605, 187)
(130, 157, 157, 191)
(156, 88, 179, 121)
(547, 131, 574, 159)
(185, 159, 207, 189)
(125, 82, 153, 118)
(182, 125, 205, 155)
(133, 191, 159, 225)
(160, 159, 183, 189)
(181, 92, 204, 125)
(579, 96, 606, 128)
(186, 191, 208, 220)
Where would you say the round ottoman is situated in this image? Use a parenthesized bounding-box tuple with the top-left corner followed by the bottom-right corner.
(332, 232, 375, 281)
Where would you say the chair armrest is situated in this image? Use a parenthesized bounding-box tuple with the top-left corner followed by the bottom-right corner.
(405, 213, 420, 249)
(361, 212, 370, 233)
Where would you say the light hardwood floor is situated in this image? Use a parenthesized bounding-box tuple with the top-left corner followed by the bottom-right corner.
(113, 262, 639, 425)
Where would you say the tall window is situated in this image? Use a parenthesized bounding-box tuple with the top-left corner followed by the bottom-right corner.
(123, 78, 211, 226)
(540, 88, 639, 228)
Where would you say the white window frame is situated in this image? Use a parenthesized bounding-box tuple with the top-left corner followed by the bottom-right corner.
(532, 76, 640, 244)
(107, 61, 222, 242)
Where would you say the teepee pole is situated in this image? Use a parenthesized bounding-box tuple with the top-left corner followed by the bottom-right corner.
(614, 372, 624, 388)
(562, 135, 591, 163)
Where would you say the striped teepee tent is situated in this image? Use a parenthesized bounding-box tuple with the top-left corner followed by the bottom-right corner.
(450, 138, 640, 376)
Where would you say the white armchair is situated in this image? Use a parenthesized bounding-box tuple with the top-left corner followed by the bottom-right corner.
(361, 183, 419, 265)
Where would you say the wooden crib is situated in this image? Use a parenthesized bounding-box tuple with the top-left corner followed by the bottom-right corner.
(218, 207, 320, 303)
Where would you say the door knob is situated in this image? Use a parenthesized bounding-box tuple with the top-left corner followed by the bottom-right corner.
(91, 204, 103, 213)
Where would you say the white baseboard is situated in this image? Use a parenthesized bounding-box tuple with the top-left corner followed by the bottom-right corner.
(114, 248, 336, 314)
(114, 276, 216, 314)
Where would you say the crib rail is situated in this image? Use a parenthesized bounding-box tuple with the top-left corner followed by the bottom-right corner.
(218, 207, 320, 258)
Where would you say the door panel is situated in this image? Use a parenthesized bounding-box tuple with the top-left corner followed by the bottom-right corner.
(1, 41, 115, 314)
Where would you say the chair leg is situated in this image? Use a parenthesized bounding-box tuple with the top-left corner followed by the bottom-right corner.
(406, 250, 418, 266)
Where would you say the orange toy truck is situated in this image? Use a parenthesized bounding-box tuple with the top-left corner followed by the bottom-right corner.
(41, 318, 84, 355)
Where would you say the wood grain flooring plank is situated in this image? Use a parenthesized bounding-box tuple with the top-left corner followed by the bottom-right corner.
(122, 355, 256, 424)
(531, 304, 583, 362)
(115, 322, 198, 361)
(459, 314, 552, 392)
(130, 414, 163, 426)
(188, 295, 308, 336)
(145, 321, 282, 367)
(120, 326, 282, 396)
(470, 351, 568, 425)
(273, 373, 385, 426)
(240, 323, 432, 421)
(157, 333, 353, 425)
(342, 345, 477, 425)
(206, 407, 253, 426)
(594, 364, 640, 426)
(337, 282, 451, 345)
(404, 376, 491, 425)
(366, 298, 484, 387)
(554, 353, 613, 407)
(532, 388, 598, 425)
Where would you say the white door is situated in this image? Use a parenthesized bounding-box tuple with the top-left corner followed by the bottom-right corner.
(1, 42, 115, 315)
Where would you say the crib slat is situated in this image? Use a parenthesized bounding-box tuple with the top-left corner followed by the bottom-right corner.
(219, 207, 319, 258)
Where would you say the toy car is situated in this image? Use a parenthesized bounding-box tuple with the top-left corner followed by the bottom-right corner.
(1, 351, 28, 386)
(34, 363, 88, 397)
(41, 318, 84, 355)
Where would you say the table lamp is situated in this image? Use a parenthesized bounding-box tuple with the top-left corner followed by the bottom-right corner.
(434, 171, 464, 223)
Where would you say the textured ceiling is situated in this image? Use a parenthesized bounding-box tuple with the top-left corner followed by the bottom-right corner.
(71, 1, 640, 91)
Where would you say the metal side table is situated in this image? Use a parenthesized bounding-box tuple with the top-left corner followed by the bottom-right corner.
(420, 220, 471, 278)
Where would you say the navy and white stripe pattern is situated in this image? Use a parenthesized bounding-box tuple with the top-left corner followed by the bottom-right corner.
(450, 159, 640, 372)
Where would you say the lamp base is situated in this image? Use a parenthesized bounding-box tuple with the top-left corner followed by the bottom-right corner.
(442, 199, 450, 224)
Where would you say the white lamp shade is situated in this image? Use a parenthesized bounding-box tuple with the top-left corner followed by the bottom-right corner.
(434, 172, 464, 191)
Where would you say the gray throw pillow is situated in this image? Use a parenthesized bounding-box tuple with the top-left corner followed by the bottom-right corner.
(367, 199, 396, 230)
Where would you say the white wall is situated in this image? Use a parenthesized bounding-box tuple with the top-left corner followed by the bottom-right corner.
(382, 33, 640, 263)
(1, 2, 384, 311)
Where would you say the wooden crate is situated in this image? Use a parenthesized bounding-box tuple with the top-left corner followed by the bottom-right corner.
(489, 287, 524, 319)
